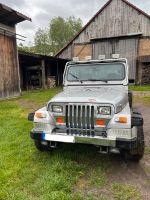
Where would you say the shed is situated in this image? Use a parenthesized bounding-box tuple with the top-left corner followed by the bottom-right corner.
(19, 51, 68, 90)
(0, 3, 31, 98)
(56, 0, 150, 84)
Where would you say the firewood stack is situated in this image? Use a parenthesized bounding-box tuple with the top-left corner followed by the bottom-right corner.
(47, 76, 56, 88)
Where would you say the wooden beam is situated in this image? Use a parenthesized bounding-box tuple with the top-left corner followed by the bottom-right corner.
(41, 59, 46, 89)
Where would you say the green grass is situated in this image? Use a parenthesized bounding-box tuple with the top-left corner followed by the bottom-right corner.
(0, 88, 145, 200)
(111, 183, 142, 200)
(145, 147, 150, 155)
(129, 85, 150, 91)
(133, 96, 150, 106)
(0, 88, 111, 200)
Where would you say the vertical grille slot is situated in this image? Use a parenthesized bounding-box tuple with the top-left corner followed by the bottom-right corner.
(78, 106, 81, 128)
(87, 106, 90, 129)
(66, 104, 95, 135)
(74, 105, 77, 128)
(91, 106, 94, 129)
(82, 106, 85, 129)
(66, 105, 68, 127)
(70, 105, 73, 128)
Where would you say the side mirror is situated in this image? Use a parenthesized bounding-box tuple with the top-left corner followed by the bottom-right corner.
(28, 112, 35, 121)
(128, 79, 135, 84)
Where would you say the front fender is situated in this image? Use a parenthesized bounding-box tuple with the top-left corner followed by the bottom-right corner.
(33, 107, 56, 133)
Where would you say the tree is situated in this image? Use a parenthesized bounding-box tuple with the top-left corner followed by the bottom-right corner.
(18, 43, 35, 53)
(49, 16, 82, 54)
(34, 28, 52, 55)
(33, 16, 82, 55)
(19, 16, 82, 55)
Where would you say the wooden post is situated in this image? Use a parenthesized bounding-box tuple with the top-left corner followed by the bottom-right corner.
(41, 59, 46, 89)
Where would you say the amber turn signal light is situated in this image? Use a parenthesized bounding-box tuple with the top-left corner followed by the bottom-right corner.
(119, 117, 128, 123)
(56, 117, 64, 123)
(35, 112, 47, 118)
(96, 120, 105, 126)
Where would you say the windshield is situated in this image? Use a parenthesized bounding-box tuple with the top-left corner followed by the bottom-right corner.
(67, 63, 125, 82)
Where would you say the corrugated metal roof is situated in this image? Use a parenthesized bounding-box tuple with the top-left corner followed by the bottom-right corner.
(0, 3, 31, 26)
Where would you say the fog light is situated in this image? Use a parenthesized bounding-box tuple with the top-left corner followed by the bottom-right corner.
(56, 117, 64, 123)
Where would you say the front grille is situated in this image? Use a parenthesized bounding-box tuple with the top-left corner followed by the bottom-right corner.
(65, 104, 95, 136)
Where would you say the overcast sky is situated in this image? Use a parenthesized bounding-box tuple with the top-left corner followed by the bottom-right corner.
(1, 0, 150, 46)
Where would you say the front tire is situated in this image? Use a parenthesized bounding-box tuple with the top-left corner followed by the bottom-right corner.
(125, 126, 145, 161)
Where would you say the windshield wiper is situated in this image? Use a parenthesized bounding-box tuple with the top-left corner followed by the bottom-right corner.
(87, 79, 108, 83)
(68, 73, 83, 83)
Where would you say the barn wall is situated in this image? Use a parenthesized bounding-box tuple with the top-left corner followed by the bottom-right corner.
(0, 23, 15, 33)
(57, 0, 150, 59)
(57, 44, 73, 60)
(139, 39, 150, 56)
(0, 35, 20, 98)
(73, 44, 92, 60)
(74, 0, 150, 44)
(92, 37, 139, 79)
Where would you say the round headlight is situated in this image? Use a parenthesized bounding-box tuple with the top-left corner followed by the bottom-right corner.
(52, 105, 63, 113)
(98, 106, 111, 115)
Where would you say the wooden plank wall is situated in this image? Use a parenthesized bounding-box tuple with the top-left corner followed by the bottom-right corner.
(0, 23, 15, 33)
(139, 39, 150, 56)
(93, 38, 139, 79)
(58, 0, 150, 59)
(74, 0, 150, 43)
(73, 44, 92, 60)
(0, 35, 20, 98)
(58, 44, 73, 60)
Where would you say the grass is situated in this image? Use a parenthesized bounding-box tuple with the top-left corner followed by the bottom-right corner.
(145, 147, 150, 155)
(129, 85, 150, 91)
(0, 87, 146, 200)
(133, 96, 150, 106)
(0, 88, 82, 200)
(111, 183, 142, 200)
(0, 88, 110, 200)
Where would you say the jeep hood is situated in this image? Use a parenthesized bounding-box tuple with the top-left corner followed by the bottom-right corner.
(50, 87, 128, 112)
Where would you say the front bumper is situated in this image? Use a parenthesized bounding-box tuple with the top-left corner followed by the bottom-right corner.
(30, 129, 137, 149)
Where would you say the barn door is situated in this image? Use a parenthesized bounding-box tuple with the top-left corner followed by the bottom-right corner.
(73, 44, 92, 60)
(92, 38, 139, 79)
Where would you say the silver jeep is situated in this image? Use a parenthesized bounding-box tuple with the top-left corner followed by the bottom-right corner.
(29, 58, 144, 161)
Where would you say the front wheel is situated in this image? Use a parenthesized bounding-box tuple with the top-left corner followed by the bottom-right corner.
(124, 126, 145, 161)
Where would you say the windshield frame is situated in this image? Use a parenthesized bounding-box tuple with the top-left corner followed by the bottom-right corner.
(66, 62, 126, 83)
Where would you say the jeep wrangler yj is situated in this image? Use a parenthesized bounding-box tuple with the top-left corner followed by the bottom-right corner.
(28, 58, 144, 161)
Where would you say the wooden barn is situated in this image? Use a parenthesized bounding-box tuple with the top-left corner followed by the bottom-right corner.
(0, 4, 31, 98)
(56, 0, 150, 84)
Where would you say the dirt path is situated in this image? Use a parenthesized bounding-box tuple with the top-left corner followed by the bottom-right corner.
(74, 102, 150, 200)
(109, 102, 150, 200)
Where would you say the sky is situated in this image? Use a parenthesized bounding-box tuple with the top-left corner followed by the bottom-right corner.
(1, 0, 150, 46)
